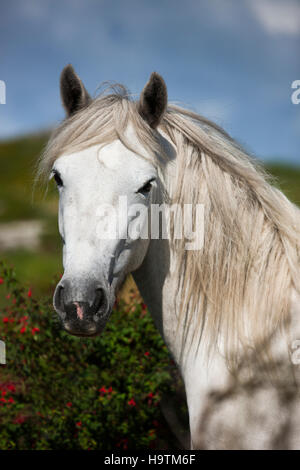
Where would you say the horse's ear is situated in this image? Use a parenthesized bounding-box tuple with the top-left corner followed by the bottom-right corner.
(60, 64, 91, 117)
(138, 72, 167, 128)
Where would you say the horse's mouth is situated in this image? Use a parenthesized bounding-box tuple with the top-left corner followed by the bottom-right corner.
(64, 330, 101, 338)
(62, 322, 104, 338)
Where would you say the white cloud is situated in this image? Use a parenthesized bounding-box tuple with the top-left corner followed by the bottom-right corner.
(249, 0, 300, 36)
(193, 99, 234, 126)
(17, 0, 50, 21)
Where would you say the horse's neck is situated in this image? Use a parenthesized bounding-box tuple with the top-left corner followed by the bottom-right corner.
(132, 237, 174, 349)
(132, 229, 205, 370)
(132, 233, 231, 439)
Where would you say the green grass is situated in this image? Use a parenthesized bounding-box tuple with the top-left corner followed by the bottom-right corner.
(0, 132, 299, 299)
(0, 132, 55, 222)
(0, 249, 62, 293)
(267, 164, 300, 206)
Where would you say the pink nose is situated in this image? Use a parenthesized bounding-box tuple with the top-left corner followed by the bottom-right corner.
(74, 302, 84, 320)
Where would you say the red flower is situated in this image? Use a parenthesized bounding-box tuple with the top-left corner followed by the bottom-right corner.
(14, 415, 26, 424)
(1, 391, 7, 396)
(20, 326, 26, 334)
(116, 438, 129, 449)
(7, 397, 14, 404)
(147, 392, 154, 398)
(99, 386, 107, 394)
(128, 398, 136, 406)
(66, 402, 72, 408)
(0, 278, 4, 285)
(0, 397, 6, 403)
(76, 421, 82, 427)
(142, 303, 147, 310)
(144, 351, 150, 357)
(7, 384, 16, 392)
(31, 327, 40, 335)
(27, 288, 32, 298)
(2, 317, 9, 323)
(107, 386, 113, 393)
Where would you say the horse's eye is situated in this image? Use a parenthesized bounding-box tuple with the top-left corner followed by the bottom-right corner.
(53, 171, 63, 187)
(137, 179, 155, 194)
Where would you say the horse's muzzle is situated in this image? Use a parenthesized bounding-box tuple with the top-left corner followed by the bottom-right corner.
(53, 279, 109, 337)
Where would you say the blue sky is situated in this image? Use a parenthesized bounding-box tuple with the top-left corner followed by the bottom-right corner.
(0, 0, 299, 164)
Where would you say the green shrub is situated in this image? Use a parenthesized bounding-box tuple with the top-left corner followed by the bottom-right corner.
(0, 261, 183, 450)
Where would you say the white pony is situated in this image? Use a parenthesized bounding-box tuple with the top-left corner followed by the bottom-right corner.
(39, 65, 300, 449)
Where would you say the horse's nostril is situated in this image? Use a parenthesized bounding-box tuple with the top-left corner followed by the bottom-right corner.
(93, 288, 105, 313)
(54, 285, 64, 312)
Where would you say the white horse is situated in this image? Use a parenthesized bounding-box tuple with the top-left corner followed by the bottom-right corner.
(39, 65, 300, 449)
